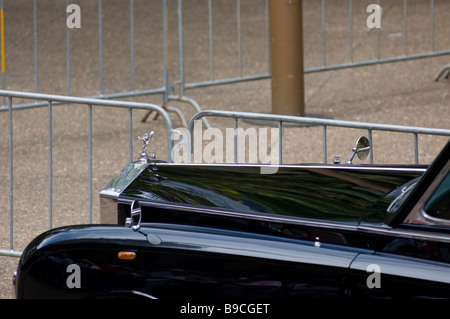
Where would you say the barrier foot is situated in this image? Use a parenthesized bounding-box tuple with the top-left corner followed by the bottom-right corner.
(434, 63, 450, 81)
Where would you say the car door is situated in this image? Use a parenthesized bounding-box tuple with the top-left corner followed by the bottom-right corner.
(349, 152, 450, 299)
(349, 237, 450, 299)
(134, 224, 364, 299)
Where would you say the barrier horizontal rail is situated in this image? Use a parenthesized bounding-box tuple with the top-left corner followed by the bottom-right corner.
(187, 110, 450, 165)
(304, 50, 450, 74)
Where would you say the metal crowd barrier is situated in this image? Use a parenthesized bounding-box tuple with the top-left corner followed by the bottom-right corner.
(187, 110, 450, 165)
(0, 89, 173, 258)
(1, 0, 448, 111)
(307, 0, 450, 73)
(1, 92, 449, 259)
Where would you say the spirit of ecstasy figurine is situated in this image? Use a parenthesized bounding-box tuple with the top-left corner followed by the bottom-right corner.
(138, 131, 156, 163)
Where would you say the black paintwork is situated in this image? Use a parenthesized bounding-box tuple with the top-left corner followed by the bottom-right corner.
(14, 141, 450, 299)
(15, 224, 367, 299)
(122, 164, 423, 224)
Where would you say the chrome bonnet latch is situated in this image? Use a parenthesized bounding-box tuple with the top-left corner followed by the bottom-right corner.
(126, 200, 142, 231)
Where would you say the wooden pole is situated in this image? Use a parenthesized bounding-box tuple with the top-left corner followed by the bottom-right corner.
(269, 0, 305, 116)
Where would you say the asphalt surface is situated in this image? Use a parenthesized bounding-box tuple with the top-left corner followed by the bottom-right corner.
(1, 0, 449, 299)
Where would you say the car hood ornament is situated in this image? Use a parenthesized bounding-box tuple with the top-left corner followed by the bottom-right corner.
(138, 131, 156, 163)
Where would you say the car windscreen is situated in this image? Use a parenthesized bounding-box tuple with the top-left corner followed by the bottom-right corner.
(424, 171, 450, 221)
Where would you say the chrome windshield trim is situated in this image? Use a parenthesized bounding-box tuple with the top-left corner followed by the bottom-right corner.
(404, 161, 450, 226)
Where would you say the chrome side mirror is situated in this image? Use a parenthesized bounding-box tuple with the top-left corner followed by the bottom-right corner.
(346, 136, 371, 164)
(126, 200, 142, 231)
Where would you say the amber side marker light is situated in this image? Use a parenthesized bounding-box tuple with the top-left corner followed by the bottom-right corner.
(118, 251, 136, 260)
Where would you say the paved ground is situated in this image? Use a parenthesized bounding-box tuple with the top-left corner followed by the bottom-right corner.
(0, 0, 449, 299)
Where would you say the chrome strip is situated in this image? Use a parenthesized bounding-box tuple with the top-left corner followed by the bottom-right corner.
(358, 225, 450, 244)
(118, 197, 136, 206)
(154, 162, 427, 173)
(138, 200, 359, 231)
(138, 199, 450, 244)
(131, 290, 158, 299)
(99, 196, 118, 224)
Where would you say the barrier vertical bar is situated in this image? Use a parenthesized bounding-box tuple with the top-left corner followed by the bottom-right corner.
(234, 118, 238, 163)
(98, 0, 103, 95)
(403, 0, 408, 56)
(414, 133, 419, 164)
(130, 0, 135, 91)
(8, 96, 13, 251)
(368, 129, 373, 164)
(1, 0, 5, 103)
(163, 0, 169, 105)
(265, 0, 270, 75)
(88, 104, 93, 223)
(177, 0, 185, 96)
(237, 0, 242, 78)
(208, 0, 214, 81)
(430, 0, 435, 52)
(323, 125, 327, 164)
(66, 0, 71, 95)
(376, 0, 381, 60)
(129, 108, 133, 162)
(0, 0, 4, 74)
(48, 100, 53, 229)
(321, 0, 327, 66)
(34, 0, 38, 92)
(278, 121, 283, 164)
(349, 0, 353, 64)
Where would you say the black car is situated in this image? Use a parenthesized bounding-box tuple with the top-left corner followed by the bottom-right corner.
(13, 136, 450, 299)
